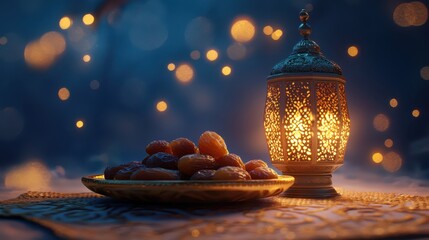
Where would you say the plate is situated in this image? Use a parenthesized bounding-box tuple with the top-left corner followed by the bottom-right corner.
(81, 174, 294, 203)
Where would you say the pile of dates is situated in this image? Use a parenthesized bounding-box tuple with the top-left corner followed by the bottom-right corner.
(104, 131, 278, 181)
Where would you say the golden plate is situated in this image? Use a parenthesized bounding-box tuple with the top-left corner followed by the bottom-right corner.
(81, 174, 294, 203)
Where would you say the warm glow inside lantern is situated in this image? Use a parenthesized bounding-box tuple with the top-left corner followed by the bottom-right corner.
(264, 10, 350, 198)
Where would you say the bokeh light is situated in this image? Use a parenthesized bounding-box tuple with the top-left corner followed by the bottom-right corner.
(389, 98, 398, 108)
(24, 32, 65, 69)
(393, 2, 428, 27)
(0, 36, 7, 45)
(420, 66, 429, 80)
(222, 66, 232, 76)
(5, 161, 51, 191)
(384, 139, 394, 148)
(382, 152, 402, 172)
(24, 41, 55, 69)
(373, 114, 390, 132)
(190, 50, 201, 60)
(59, 16, 72, 30)
(39, 32, 66, 56)
(227, 42, 246, 60)
(372, 152, 383, 163)
(58, 87, 70, 101)
(82, 13, 95, 25)
(175, 63, 194, 83)
(230, 17, 255, 43)
(82, 54, 91, 62)
(156, 101, 168, 112)
(263, 25, 273, 35)
(167, 63, 176, 71)
(206, 49, 219, 61)
(412, 109, 420, 117)
(271, 29, 283, 40)
(76, 120, 84, 128)
(347, 46, 359, 57)
(90, 80, 100, 90)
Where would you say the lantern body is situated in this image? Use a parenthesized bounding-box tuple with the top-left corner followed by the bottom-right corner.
(264, 10, 350, 198)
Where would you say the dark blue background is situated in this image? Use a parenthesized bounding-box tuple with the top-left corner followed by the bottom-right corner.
(0, 0, 428, 180)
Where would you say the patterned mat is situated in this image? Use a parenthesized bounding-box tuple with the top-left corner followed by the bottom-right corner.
(1, 189, 429, 239)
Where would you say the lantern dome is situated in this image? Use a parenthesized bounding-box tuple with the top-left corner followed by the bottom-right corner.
(270, 10, 342, 76)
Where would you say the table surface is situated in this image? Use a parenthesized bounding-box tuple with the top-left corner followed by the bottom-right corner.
(1, 174, 429, 240)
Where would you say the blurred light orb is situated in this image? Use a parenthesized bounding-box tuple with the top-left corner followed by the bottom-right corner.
(271, 29, 283, 40)
(24, 41, 55, 69)
(420, 66, 429, 80)
(59, 16, 72, 30)
(24, 31, 65, 69)
(167, 63, 175, 71)
(206, 49, 219, 61)
(389, 98, 398, 108)
(347, 46, 359, 57)
(393, 2, 428, 27)
(76, 120, 84, 128)
(58, 87, 70, 101)
(227, 42, 246, 60)
(412, 109, 420, 117)
(0, 107, 24, 141)
(175, 64, 194, 83)
(90, 80, 100, 90)
(382, 151, 402, 172)
(372, 152, 383, 163)
(222, 66, 232, 76)
(82, 54, 91, 62)
(384, 138, 394, 148)
(156, 101, 168, 112)
(230, 17, 255, 43)
(5, 161, 52, 191)
(82, 13, 95, 25)
(185, 17, 214, 49)
(263, 25, 274, 35)
(373, 114, 389, 132)
(190, 50, 201, 60)
(39, 32, 66, 56)
(0, 36, 7, 45)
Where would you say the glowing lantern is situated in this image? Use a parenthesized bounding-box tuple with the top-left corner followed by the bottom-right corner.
(264, 10, 350, 198)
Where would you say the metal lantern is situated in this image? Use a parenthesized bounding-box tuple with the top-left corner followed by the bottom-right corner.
(264, 10, 350, 198)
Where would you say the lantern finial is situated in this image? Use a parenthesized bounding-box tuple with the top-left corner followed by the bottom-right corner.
(299, 9, 311, 39)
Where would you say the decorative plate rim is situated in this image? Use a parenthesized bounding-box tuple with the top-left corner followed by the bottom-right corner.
(82, 174, 294, 188)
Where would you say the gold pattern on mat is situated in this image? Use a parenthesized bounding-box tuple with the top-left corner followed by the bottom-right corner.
(1, 189, 428, 240)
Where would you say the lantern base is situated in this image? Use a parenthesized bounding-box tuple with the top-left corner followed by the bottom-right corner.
(281, 174, 339, 198)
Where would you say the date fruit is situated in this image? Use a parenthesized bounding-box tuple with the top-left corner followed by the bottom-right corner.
(248, 166, 278, 179)
(216, 153, 245, 169)
(178, 154, 217, 176)
(245, 159, 268, 172)
(170, 138, 198, 158)
(146, 152, 179, 170)
(146, 140, 172, 155)
(198, 131, 228, 159)
(114, 162, 144, 180)
(130, 168, 180, 180)
(213, 166, 251, 180)
(190, 170, 216, 180)
(104, 161, 140, 180)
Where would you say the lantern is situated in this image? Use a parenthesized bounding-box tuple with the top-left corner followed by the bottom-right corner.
(264, 10, 350, 198)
